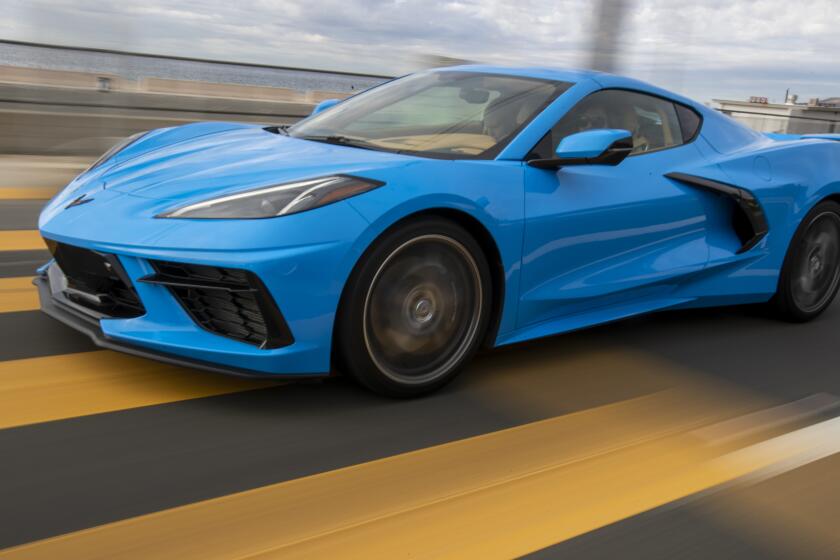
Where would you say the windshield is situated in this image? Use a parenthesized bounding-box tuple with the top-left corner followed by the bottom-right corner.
(290, 70, 571, 158)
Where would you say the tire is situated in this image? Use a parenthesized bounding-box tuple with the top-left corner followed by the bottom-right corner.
(336, 217, 492, 397)
(772, 200, 840, 322)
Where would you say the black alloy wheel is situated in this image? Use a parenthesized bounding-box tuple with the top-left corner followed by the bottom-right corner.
(773, 200, 840, 322)
(337, 218, 492, 397)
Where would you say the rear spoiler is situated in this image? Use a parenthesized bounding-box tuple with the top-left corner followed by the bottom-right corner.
(765, 133, 840, 142)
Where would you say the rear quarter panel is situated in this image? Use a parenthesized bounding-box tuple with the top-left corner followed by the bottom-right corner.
(684, 135, 840, 300)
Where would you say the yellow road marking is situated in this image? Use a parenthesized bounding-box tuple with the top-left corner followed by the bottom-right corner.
(0, 388, 785, 560)
(0, 231, 44, 251)
(0, 187, 56, 200)
(287, 419, 840, 560)
(0, 277, 38, 313)
(0, 351, 280, 430)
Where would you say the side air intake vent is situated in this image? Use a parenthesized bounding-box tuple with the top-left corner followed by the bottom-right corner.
(665, 172, 769, 254)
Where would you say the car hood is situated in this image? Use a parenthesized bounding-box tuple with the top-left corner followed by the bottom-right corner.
(71, 122, 415, 204)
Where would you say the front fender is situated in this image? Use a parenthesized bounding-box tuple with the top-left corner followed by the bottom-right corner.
(343, 160, 525, 339)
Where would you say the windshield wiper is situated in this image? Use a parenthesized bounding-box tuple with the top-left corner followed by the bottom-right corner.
(264, 125, 290, 136)
(299, 135, 384, 151)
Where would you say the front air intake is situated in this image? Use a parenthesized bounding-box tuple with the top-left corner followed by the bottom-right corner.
(141, 261, 294, 349)
(45, 240, 145, 318)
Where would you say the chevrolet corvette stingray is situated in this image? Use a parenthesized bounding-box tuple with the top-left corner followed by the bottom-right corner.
(37, 66, 840, 396)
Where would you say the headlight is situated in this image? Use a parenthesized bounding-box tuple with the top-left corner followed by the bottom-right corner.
(157, 175, 385, 219)
(84, 131, 149, 174)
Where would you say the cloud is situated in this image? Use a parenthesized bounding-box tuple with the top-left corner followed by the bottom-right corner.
(3, 0, 839, 102)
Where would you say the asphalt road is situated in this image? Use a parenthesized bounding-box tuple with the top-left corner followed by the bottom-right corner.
(1, 190, 839, 558)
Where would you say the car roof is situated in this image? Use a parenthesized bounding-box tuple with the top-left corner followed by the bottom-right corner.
(439, 64, 604, 84)
(444, 64, 706, 112)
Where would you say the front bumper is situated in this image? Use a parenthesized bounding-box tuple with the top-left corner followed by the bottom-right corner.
(33, 236, 355, 378)
(35, 274, 325, 379)
(37, 186, 372, 375)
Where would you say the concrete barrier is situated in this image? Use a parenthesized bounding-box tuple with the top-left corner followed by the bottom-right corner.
(0, 155, 90, 191)
(0, 66, 358, 156)
(0, 65, 127, 91)
(143, 77, 306, 102)
(0, 82, 317, 156)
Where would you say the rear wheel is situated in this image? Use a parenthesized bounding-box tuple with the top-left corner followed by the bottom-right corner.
(773, 201, 840, 322)
(337, 218, 491, 397)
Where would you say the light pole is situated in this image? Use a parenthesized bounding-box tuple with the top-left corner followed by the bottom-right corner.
(588, 0, 629, 73)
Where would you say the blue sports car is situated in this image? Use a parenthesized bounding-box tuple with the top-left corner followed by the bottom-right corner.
(37, 65, 840, 396)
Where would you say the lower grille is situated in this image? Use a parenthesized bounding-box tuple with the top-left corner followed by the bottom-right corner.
(142, 261, 293, 349)
(46, 240, 145, 318)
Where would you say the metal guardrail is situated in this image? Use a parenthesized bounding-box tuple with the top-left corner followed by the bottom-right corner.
(0, 82, 314, 156)
(0, 39, 393, 81)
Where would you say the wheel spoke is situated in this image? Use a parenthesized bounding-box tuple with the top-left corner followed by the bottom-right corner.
(790, 212, 840, 313)
(363, 234, 483, 384)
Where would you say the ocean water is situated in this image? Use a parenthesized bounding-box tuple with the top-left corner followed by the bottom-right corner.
(0, 42, 387, 94)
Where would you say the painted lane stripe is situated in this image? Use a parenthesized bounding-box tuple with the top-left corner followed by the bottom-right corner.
(713, 414, 840, 485)
(247, 420, 840, 560)
(521, 414, 840, 560)
(0, 231, 44, 252)
(0, 389, 794, 560)
(0, 349, 692, 549)
(0, 351, 280, 430)
(693, 392, 840, 445)
(0, 188, 56, 200)
(0, 277, 38, 313)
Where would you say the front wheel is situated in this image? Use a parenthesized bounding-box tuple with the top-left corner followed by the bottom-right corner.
(337, 218, 491, 397)
(772, 200, 840, 322)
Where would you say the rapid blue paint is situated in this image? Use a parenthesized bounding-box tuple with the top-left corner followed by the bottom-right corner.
(310, 98, 341, 115)
(514, 141, 713, 337)
(38, 65, 840, 376)
(554, 129, 631, 159)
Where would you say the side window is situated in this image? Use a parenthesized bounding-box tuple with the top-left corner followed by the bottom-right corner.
(675, 103, 702, 143)
(531, 90, 694, 159)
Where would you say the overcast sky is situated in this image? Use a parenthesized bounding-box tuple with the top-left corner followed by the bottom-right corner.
(3, 0, 839, 102)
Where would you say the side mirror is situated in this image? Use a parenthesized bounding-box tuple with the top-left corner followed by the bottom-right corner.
(528, 129, 634, 169)
(311, 98, 341, 116)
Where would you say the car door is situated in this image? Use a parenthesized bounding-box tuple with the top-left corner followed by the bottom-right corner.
(518, 89, 712, 328)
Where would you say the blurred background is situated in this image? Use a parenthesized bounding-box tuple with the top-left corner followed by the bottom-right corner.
(2, 2, 840, 558)
(1, 0, 838, 166)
